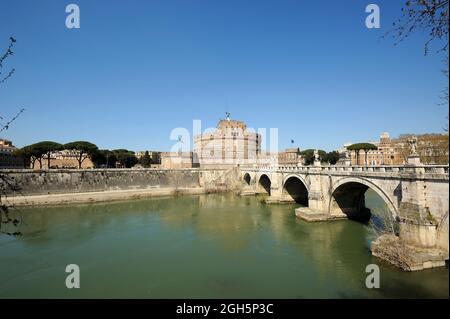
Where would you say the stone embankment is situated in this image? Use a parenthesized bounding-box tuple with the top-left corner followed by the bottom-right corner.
(1, 168, 241, 207)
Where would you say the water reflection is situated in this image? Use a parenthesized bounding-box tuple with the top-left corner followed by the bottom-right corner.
(0, 193, 447, 298)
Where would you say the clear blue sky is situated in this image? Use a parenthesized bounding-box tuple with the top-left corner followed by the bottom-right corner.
(0, 0, 448, 152)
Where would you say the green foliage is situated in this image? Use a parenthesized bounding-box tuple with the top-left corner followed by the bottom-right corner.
(33, 141, 62, 168)
(91, 149, 117, 168)
(112, 149, 138, 168)
(300, 149, 341, 165)
(300, 149, 326, 165)
(322, 151, 340, 165)
(64, 141, 98, 154)
(18, 141, 62, 168)
(140, 151, 151, 167)
(347, 143, 378, 151)
(92, 149, 140, 168)
(64, 141, 99, 168)
(32, 141, 62, 153)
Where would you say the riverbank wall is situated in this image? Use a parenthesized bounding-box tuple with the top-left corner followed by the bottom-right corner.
(1, 168, 242, 206)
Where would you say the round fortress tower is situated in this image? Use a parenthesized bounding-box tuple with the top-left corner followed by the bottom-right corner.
(193, 115, 261, 168)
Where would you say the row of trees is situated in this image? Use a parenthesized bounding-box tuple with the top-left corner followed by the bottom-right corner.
(300, 149, 340, 165)
(92, 150, 158, 168)
(14, 141, 147, 169)
(92, 149, 139, 168)
(15, 141, 99, 169)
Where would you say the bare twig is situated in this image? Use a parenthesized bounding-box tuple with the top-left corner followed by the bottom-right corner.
(0, 36, 16, 83)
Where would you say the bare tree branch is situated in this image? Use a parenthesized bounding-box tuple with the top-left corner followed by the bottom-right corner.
(0, 36, 16, 83)
(386, 0, 449, 55)
(0, 36, 23, 236)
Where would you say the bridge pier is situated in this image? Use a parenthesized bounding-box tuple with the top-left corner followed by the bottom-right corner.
(395, 165, 448, 252)
(265, 174, 295, 203)
(371, 219, 448, 271)
(371, 166, 450, 270)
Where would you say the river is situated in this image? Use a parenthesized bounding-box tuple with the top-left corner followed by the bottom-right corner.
(0, 191, 448, 298)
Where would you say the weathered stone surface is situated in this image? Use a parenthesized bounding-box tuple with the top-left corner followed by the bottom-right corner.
(371, 234, 447, 271)
(1, 168, 243, 207)
(2, 168, 203, 195)
(1, 168, 243, 196)
(295, 207, 347, 222)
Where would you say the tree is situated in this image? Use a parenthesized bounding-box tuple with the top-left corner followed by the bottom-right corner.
(347, 143, 378, 166)
(140, 151, 151, 167)
(112, 149, 138, 168)
(32, 141, 62, 169)
(15, 143, 42, 169)
(300, 149, 326, 165)
(29, 143, 45, 169)
(17, 142, 61, 169)
(14, 145, 39, 168)
(91, 149, 117, 168)
(322, 151, 340, 165)
(64, 141, 99, 169)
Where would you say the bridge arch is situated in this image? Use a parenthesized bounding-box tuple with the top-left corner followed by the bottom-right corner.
(282, 175, 309, 206)
(243, 173, 251, 185)
(258, 174, 271, 195)
(328, 177, 398, 222)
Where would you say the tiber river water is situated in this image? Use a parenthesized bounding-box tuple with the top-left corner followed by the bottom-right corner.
(0, 191, 448, 299)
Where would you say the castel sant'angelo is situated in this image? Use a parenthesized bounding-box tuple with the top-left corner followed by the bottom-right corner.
(193, 114, 262, 168)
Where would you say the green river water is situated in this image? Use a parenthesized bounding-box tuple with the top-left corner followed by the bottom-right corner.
(0, 191, 448, 298)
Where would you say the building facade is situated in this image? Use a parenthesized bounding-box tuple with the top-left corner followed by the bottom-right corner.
(278, 148, 302, 165)
(40, 150, 94, 169)
(0, 138, 23, 169)
(350, 133, 405, 166)
(342, 132, 449, 166)
(397, 133, 449, 165)
(160, 151, 194, 169)
(193, 117, 261, 168)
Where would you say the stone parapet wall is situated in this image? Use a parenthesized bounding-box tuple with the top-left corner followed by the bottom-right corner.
(1, 168, 238, 196)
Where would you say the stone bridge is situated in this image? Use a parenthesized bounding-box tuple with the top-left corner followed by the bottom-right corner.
(240, 162, 449, 270)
